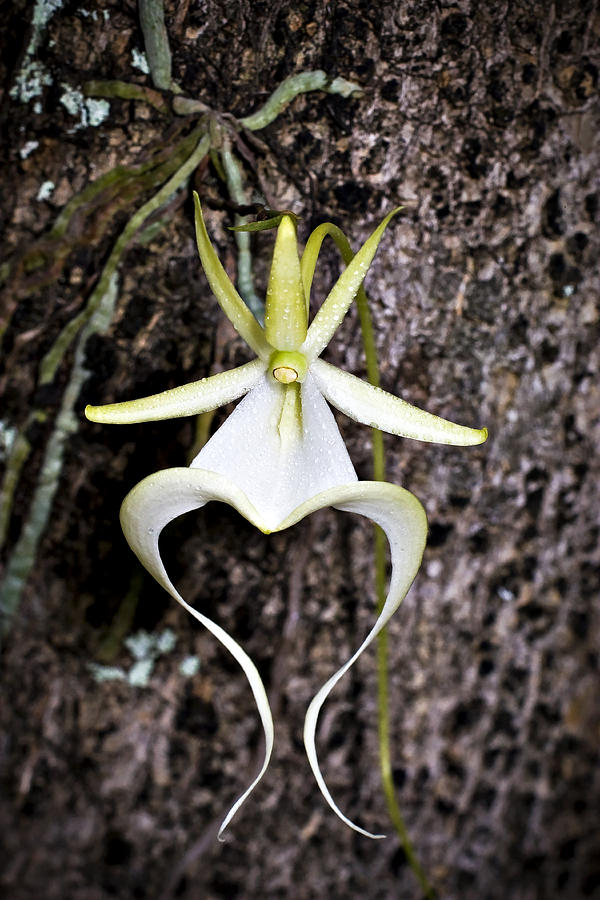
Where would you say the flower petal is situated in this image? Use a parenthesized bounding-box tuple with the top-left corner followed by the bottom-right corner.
(190, 372, 357, 531)
(122, 470, 426, 839)
(276, 481, 428, 838)
(120, 467, 275, 838)
(85, 358, 266, 424)
(311, 358, 488, 446)
(193, 193, 271, 359)
(301, 208, 401, 362)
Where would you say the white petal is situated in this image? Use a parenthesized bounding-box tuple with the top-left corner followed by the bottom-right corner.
(312, 358, 488, 446)
(121, 471, 427, 839)
(191, 372, 357, 530)
(86, 358, 266, 424)
(277, 481, 428, 839)
(120, 468, 275, 838)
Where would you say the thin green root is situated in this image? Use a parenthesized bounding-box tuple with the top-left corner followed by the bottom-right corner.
(239, 70, 363, 131)
(138, 0, 181, 93)
(96, 570, 144, 663)
(0, 275, 119, 638)
(0, 132, 211, 639)
(220, 145, 265, 322)
(315, 221, 436, 898)
(39, 129, 210, 385)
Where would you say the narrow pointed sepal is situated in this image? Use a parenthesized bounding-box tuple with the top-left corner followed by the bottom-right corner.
(302, 208, 402, 361)
(120, 467, 275, 837)
(277, 481, 428, 838)
(193, 193, 270, 359)
(85, 359, 266, 424)
(300, 221, 353, 308)
(264, 215, 307, 350)
(312, 359, 488, 446)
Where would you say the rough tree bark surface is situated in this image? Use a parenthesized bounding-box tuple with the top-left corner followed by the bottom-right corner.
(1, 2, 599, 899)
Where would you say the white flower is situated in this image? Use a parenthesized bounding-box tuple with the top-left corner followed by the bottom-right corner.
(86, 195, 487, 839)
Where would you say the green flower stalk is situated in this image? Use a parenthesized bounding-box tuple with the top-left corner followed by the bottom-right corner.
(86, 195, 487, 839)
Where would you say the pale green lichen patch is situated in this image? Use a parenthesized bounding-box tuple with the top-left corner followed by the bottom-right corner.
(59, 85, 83, 116)
(36, 181, 55, 202)
(125, 627, 177, 659)
(124, 628, 178, 685)
(20, 141, 39, 160)
(80, 7, 109, 21)
(179, 655, 201, 677)
(10, 0, 64, 105)
(0, 421, 17, 462)
(131, 48, 150, 74)
(127, 658, 155, 687)
(10, 59, 52, 104)
(32, 0, 63, 31)
(155, 628, 177, 654)
(59, 85, 110, 130)
(88, 628, 180, 687)
(87, 663, 126, 683)
(86, 99, 110, 126)
(125, 630, 155, 660)
(79, 8, 103, 21)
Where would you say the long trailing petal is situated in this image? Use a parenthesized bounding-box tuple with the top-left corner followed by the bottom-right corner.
(85, 358, 266, 424)
(191, 373, 357, 531)
(276, 481, 428, 838)
(122, 469, 426, 840)
(311, 358, 488, 446)
(301, 208, 401, 362)
(120, 467, 275, 838)
(193, 193, 271, 359)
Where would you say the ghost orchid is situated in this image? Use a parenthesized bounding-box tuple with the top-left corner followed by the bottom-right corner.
(86, 193, 487, 839)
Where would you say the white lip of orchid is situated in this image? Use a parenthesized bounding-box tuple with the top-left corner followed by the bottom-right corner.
(85, 193, 487, 840)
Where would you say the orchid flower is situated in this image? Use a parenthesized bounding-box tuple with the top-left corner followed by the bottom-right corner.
(86, 194, 487, 839)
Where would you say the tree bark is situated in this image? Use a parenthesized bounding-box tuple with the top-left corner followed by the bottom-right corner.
(1, 2, 599, 898)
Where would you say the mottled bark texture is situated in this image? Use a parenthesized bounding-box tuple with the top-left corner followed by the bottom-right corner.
(1, 2, 599, 899)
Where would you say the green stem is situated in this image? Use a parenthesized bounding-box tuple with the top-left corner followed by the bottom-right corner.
(355, 255, 437, 900)
(0, 420, 39, 550)
(303, 221, 434, 897)
(220, 146, 265, 322)
(0, 275, 119, 638)
(239, 70, 362, 132)
(84, 79, 170, 114)
(0, 131, 210, 639)
(138, 0, 181, 93)
(39, 128, 209, 385)
(96, 570, 144, 663)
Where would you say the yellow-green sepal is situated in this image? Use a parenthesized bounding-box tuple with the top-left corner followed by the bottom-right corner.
(264, 215, 307, 351)
(193, 193, 270, 359)
(312, 358, 488, 445)
(302, 208, 402, 361)
(85, 358, 266, 424)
